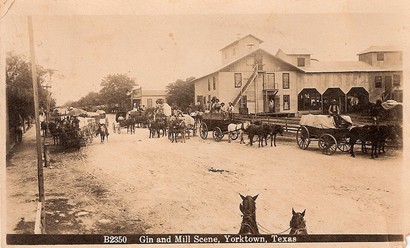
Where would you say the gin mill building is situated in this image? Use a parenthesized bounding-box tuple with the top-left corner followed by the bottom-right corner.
(193, 34, 403, 116)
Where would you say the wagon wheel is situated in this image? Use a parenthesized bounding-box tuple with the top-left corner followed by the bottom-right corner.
(296, 126, 310, 150)
(337, 137, 351, 153)
(212, 127, 224, 142)
(230, 132, 239, 140)
(199, 122, 208, 139)
(319, 134, 337, 155)
(192, 122, 198, 136)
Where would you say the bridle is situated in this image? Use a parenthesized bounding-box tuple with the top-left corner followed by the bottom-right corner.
(240, 213, 258, 234)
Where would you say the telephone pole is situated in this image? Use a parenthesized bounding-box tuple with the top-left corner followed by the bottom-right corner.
(28, 16, 46, 234)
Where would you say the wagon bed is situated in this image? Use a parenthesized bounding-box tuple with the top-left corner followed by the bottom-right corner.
(296, 115, 352, 155)
(199, 112, 238, 142)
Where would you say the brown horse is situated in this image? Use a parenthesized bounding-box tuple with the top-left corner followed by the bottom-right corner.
(96, 124, 109, 143)
(238, 193, 259, 235)
(289, 208, 307, 235)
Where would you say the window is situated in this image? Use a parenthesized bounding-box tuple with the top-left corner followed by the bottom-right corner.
(297, 58, 305, 67)
(283, 73, 290, 89)
(266, 73, 275, 89)
(393, 75, 400, 86)
(213, 77, 216, 90)
(208, 78, 211, 91)
(283, 95, 290, 110)
(377, 53, 384, 61)
(234, 73, 242, 88)
(375, 76, 382, 88)
(147, 98, 153, 108)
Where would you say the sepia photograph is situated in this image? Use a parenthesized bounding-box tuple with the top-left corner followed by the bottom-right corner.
(1, 0, 409, 247)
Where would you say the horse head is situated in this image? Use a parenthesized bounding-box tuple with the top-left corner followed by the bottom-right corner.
(275, 125, 284, 136)
(290, 208, 307, 235)
(239, 193, 259, 234)
(241, 121, 251, 131)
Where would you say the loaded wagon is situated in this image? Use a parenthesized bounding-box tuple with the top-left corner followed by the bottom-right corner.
(199, 112, 238, 142)
(296, 115, 352, 155)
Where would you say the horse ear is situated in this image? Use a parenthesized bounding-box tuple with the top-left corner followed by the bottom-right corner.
(239, 193, 246, 200)
(302, 209, 306, 217)
(239, 203, 244, 213)
(292, 208, 296, 215)
(252, 194, 259, 201)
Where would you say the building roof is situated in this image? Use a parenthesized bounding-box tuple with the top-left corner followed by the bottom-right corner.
(357, 46, 401, 55)
(142, 90, 167, 96)
(301, 60, 402, 73)
(219, 34, 264, 51)
(193, 48, 304, 82)
(276, 48, 312, 55)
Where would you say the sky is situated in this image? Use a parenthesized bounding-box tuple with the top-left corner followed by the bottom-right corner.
(2, 0, 409, 106)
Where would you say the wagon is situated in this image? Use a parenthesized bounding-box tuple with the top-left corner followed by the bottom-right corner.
(113, 111, 128, 134)
(199, 112, 238, 142)
(296, 115, 352, 155)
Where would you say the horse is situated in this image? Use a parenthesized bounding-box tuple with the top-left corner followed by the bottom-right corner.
(96, 124, 109, 143)
(227, 121, 250, 143)
(348, 125, 379, 158)
(239, 193, 259, 235)
(126, 118, 136, 134)
(48, 122, 63, 145)
(289, 208, 308, 235)
(40, 121, 48, 138)
(168, 116, 186, 143)
(246, 124, 270, 147)
(269, 124, 284, 147)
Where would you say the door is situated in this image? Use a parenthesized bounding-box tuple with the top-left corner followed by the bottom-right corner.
(274, 95, 280, 113)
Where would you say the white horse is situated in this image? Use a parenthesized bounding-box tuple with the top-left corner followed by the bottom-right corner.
(227, 121, 250, 143)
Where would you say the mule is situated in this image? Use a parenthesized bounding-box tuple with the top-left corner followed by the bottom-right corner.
(96, 124, 109, 143)
(269, 124, 284, 147)
(289, 208, 308, 235)
(238, 193, 259, 235)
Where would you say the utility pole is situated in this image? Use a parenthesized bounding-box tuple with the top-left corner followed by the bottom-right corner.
(28, 16, 46, 234)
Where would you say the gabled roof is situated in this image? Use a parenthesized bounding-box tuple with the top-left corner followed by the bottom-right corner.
(193, 48, 304, 83)
(357, 46, 401, 55)
(302, 60, 402, 73)
(220, 34, 264, 51)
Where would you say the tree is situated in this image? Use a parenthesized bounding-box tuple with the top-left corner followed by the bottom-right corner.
(166, 77, 195, 111)
(71, 92, 102, 111)
(6, 52, 55, 125)
(99, 74, 137, 111)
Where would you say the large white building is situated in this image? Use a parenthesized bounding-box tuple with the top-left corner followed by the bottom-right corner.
(193, 35, 402, 116)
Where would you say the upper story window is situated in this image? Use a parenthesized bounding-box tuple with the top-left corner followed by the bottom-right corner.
(208, 78, 211, 91)
(212, 76, 216, 90)
(266, 73, 275, 89)
(283, 73, 290, 89)
(375, 76, 382, 88)
(393, 75, 400, 86)
(297, 58, 305, 67)
(234, 73, 242, 88)
(377, 53, 384, 61)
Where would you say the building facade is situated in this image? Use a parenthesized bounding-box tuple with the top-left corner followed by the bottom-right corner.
(131, 88, 167, 109)
(193, 35, 403, 116)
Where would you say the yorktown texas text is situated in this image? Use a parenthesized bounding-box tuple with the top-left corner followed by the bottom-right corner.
(136, 234, 297, 244)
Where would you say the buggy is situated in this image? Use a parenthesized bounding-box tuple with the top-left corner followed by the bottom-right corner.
(296, 114, 352, 155)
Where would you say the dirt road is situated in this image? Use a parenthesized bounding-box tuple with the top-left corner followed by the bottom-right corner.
(6, 115, 409, 235)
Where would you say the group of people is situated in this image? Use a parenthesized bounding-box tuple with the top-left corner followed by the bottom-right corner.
(205, 97, 234, 119)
